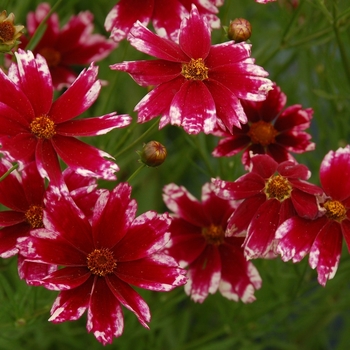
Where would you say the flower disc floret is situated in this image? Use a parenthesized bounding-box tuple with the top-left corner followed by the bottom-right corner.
(181, 58, 208, 81)
(0, 21, 14, 42)
(30, 115, 56, 139)
(25, 205, 44, 228)
(248, 120, 278, 146)
(38, 47, 61, 67)
(324, 200, 346, 222)
(202, 224, 225, 245)
(87, 248, 117, 276)
(264, 174, 292, 201)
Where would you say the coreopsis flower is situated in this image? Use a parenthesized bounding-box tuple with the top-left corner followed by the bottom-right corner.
(105, 0, 223, 43)
(163, 182, 262, 303)
(17, 183, 186, 345)
(111, 5, 272, 135)
(0, 10, 24, 52)
(213, 154, 323, 259)
(0, 49, 131, 185)
(20, 3, 116, 90)
(276, 146, 350, 286)
(212, 83, 315, 169)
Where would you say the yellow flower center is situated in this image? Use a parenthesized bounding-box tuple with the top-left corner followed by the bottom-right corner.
(0, 21, 15, 43)
(38, 47, 62, 68)
(30, 115, 56, 139)
(202, 224, 225, 245)
(87, 248, 117, 277)
(248, 121, 278, 146)
(324, 200, 347, 222)
(264, 174, 292, 201)
(181, 58, 209, 81)
(25, 205, 44, 228)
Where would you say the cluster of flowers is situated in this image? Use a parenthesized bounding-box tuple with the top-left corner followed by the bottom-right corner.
(0, 0, 348, 345)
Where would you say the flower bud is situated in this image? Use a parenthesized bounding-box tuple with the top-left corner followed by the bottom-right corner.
(138, 141, 167, 167)
(0, 10, 25, 53)
(227, 18, 252, 43)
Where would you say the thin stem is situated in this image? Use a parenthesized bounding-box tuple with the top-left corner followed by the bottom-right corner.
(127, 163, 146, 183)
(0, 163, 18, 182)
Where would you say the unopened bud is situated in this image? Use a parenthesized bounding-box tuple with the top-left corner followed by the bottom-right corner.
(0, 10, 25, 53)
(227, 18, 252, 43)
(138, 141, 167, 167)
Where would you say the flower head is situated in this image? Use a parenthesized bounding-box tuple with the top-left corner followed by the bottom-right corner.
(0, 49, 131, 185)
(213, 154, 323, 259)
(163, 182, 262, 303)
(0, 10, 24, 52)
(17, 183, 186, 345)
(212, 83, 315, 169)
(276, 146, 350, 286)
(111, 5, 272, 135)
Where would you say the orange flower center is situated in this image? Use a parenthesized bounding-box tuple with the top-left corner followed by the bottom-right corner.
(324, 200, 347, 222)
(202, 224, 225, 245)
(248, 121, 278, 146)
(30, 115, 56, 139)
(25, 205, 44, 228)
(181, 58, 208, 81)
(38, 47, 61, 67)
(264, 174, 292, 201)
(0, 21, 15, 43)
(87, 248, 117, 277)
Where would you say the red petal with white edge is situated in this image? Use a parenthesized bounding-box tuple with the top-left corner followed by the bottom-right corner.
(106, 274, 150, 328)
(320, 146, 350, 201)
(206, 79, 247, 129)
(49, 278, 92, 323)
(22, 161, 46, 205)
(0, 212, 25, 226)
(116, 254, 186, 291)
(291, 188, 319, 219)
(49, 64, 101, 124)
(113, 212, 171, 261)
(14, 50, 53, 116)
(244, 199, 281, 259)
(163, 183, 208, 226)
(0, 223, 29, 258)
(276, 216, 327, 262)
(56, 113, 131, 137)
(170, 80, 216, 134)
(179, 5, 211, 59)
(185, 244, 221, 303)
(92, 183, 136, 249)
(277, 161, 310, 180)
(309, 220, 342, 286)
(50, 66, 76, 90)
(212, 135, 250, 157)
(0, 102, 31, 132)
(104, 0, 153, 42)
(110, 60, 181, 87)
(275, 106, 313, 131)
(206, 42, 251, 67)
(52, 135, 119, 180)
(128, 21, 189, 62)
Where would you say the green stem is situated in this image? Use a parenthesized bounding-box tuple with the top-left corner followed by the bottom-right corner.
(127, 163, 146, 183)
(0, 163, 18, 182)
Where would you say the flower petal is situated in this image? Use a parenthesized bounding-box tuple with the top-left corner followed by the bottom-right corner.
(0, 223, 29, 258)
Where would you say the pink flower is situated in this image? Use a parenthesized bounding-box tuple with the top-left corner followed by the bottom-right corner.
(20, 3, 116, 90)
(0, 49, 131, 185)
(256, 0, 276, 3)
(213, 154, 323, 259)
(17, 183, 186, 345)
(276, 146, 350, 286)
(163, 182, 262, 303)
(111, 5, 272, 135)
(212, 83, 315, 169)
(105, 0, 223, 43)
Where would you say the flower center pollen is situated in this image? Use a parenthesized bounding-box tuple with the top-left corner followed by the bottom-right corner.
(202, 224, 225, 245)
(38, 47, 62, 67)
(181, 58, 208, 81)
(0, 21, 15, 43)
(25, 205, 44, 228)
(30, 115, 56, 139)
(264, 174, 292, 201)
(87, 248, 117, 277)
(324, 200, 347, 222)
(248, 121, 278, 146)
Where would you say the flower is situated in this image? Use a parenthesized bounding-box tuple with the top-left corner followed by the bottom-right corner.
(213, 154, 323, 259)
(212, 83, 315, 169)
(20, 3, 116, 90)
(276, 146, 350, 286)
(105, 0, 223, 43)
(0, 10, 24, 52)
(163, 182, 262, 303)
(17, 183, 186, 345)
(110, 5, 272, 135)
(0, 49, 131, 185)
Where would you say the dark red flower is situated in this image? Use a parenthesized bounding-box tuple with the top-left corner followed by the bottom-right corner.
(276, 146, 350, 286)
(213, 154, 323, 259)
(163, 182, 262, 303)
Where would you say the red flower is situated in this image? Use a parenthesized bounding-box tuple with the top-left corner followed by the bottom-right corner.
(111, 5, 272, 135)
(105, 0, 223, 43)
(17, 183, 186, 345)
(212, 83, 315, 169)
(213, 154, 323, 259)
(276, 146, 350, 286)
(20, 3, 116, 90)
(163, 182, 262, 303)
(0, 49, 131, 185)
